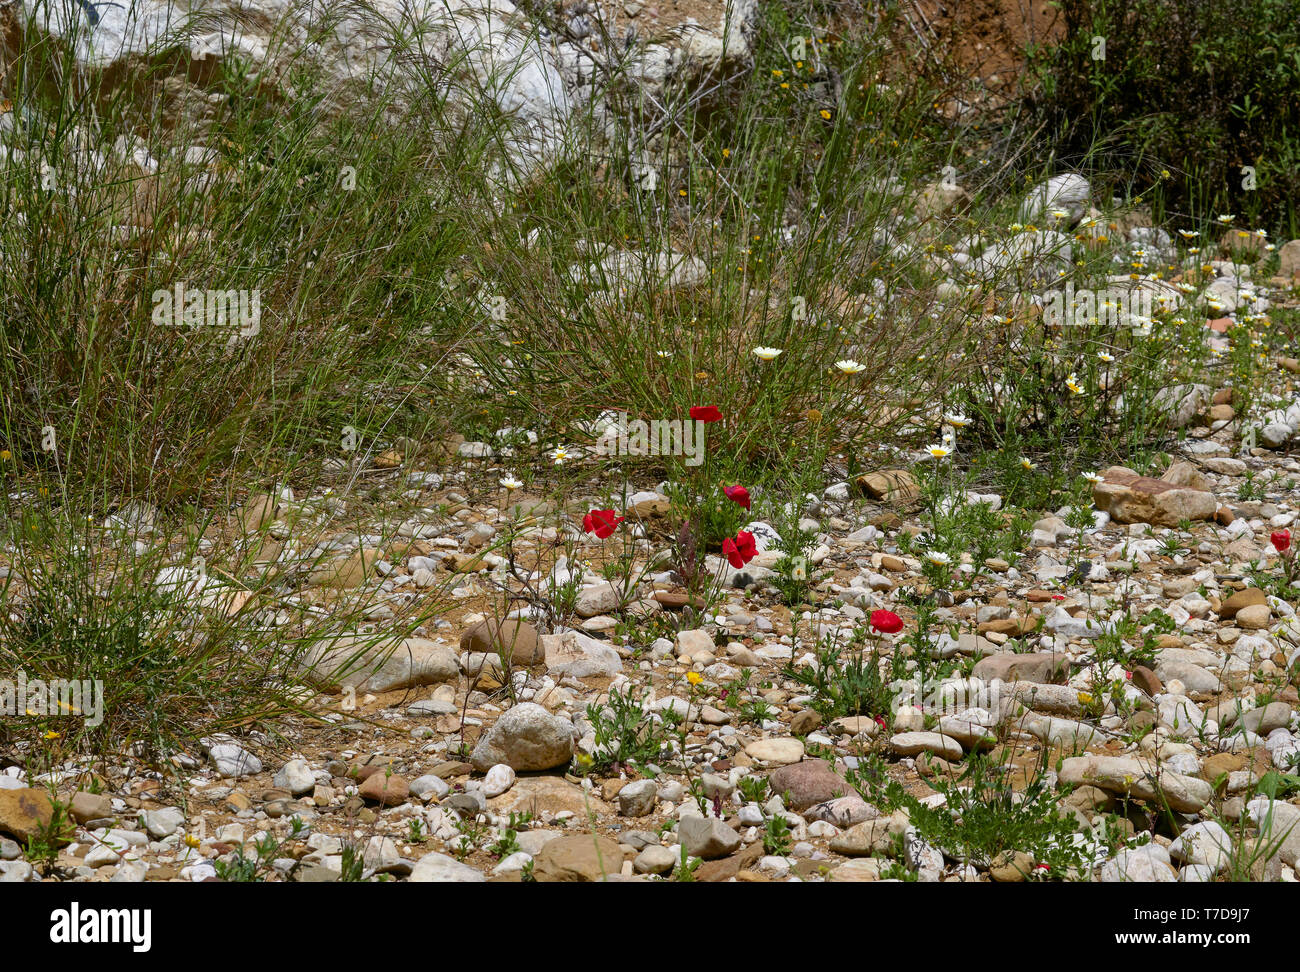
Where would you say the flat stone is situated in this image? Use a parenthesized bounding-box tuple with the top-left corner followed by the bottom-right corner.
(889, 732, 963, 759)
(299, 634, 459, 693)
(409, 852, 486, 882)
(1092, 466, 1216, 526)
(541, 630, 623, 678)
(459, 618, 544, 666)
(854, 469, 919, 503)
(1101, 848, 1177, 882)
(744, 738, 805, 765)
(972, 651, 1069, 684)
(1059, 755, 1212, 812)
(533, 834, 624, 881)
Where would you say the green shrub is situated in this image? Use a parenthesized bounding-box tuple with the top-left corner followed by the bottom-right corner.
(1023, 0, 1300, 231)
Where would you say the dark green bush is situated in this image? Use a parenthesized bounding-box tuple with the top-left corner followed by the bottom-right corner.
(1022, 0, 1300, 232)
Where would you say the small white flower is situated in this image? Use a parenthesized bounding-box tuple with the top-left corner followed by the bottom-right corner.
(944, 411, 971, 428)
(1020, 457, 1036, 470)
(926, 444, 951, 459)
(1097, 351, 1115, 362)
(752, 346, 784, 361)
(655, 350, 673, 358)
(1217, 214, 1235, 223)
(551, 447, 569, 465)
(500, 476, 523, 490)
(835, 359, 866, 374)
(925, 551, 952, 566)
(1178, 229, 1199, 239)
(1082, 471, 1105, 483)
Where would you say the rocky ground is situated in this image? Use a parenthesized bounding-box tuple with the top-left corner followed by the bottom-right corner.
(6, 301, 1300, 882)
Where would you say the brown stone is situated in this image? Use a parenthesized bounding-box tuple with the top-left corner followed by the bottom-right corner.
(1092, 466, 1216, 527)
(1201, 753, 1245, 788)
(1220, 587, 1268, 620)
(789, 710, 822, 736)
(1215, 506, 1235, 526)
(309, 547, 382, 588)
(989, 849, 1035, 882)
(459, 618, 544, 666)
(237, 493, 278, 533)
(0, 788, 57, 841)
(533, 834, 624, 882)
(854, 469, 920, 503)
(68, 790, 113, 824)
(1279, 239, 1300, 279)
(357, 773, 409, 806)
(652, 591, 706, 610)
(695, 842, 764, 882)
(767, 759, 850, 810)
(1129, 665, 1162, 696)
(971, 651, 1069, 684)
(1161, 461, 1214, 492)
(977, 617, 1036, 636)
(1220, 227, 1267, 258)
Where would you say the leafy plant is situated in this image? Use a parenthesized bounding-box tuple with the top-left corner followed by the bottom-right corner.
(782, 631, 898, 721)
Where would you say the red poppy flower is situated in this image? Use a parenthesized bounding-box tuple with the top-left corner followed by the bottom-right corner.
(689, 405, 723, 423)
(723, 484, 751, 510)
(582, 509, 623, 539)
(873, 715, 887, 730)
(870, 609, 904, 634)
(1272, 530, 1291, 553)
(723, 529, 758, 568)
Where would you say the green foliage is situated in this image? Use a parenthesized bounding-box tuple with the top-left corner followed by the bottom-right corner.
(582, 684, 677, 773)
(782, 630, 898, 721)
(893, 752, 1090, 874)
(1023, 0, 1300, 229)
(762, 815, 794, 856)
(214, 818, 306, 882)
